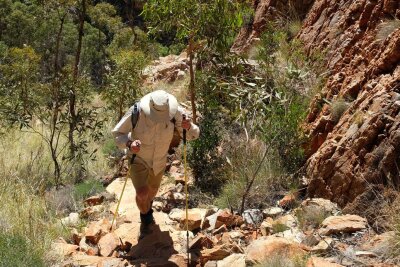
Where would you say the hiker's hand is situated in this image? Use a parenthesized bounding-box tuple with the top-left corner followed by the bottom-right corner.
(129, 140, 141, 153)
(182, 116, 191, 130)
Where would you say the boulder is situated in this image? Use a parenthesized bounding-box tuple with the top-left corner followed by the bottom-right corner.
(319, 215, 367, 235)
(300, 198, 340, 215)
(245, 236, 308, 264)
(98, 232, 120, 257)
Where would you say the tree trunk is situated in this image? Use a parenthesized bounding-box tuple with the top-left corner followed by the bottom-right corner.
(124, 0, 137, 43)
(69, 0, 86, 158)
(188, 37, 197, 123)
(50, 13, 66, 186)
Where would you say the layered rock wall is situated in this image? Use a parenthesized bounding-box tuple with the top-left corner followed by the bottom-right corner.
(233, 0, 400, 210)
(299, 0, 400, 208)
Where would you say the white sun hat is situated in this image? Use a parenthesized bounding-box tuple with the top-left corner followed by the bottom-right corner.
(140, 90, 179, 122)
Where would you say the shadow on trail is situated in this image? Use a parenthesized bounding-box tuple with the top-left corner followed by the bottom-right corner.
(124, 223, 190, 267)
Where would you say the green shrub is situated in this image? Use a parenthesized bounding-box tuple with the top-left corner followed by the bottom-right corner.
(73, 179, 104, 201)
(0, 232, 44, 267)
(188, 109, 225, 195)
(272, 222, 290, 233)
(101, 137, 119, 157)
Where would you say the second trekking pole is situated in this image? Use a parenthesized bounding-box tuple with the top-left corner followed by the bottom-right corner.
(183, 115, 189, 267)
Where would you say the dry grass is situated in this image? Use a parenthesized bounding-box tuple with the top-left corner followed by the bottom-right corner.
(296, 206, 330, 231)
(352, 110, 365, 128)
(215, 137, 292, 211)
(331, 99, 349, 123)
(0, 125, 112, 265)
(376, 19, 400, 42)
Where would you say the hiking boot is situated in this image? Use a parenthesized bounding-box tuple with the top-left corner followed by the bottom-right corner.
(138, 208, 154, 240)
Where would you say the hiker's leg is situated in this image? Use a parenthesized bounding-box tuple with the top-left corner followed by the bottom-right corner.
(136, 186, 151, 214)
(147, 169, 165, 207)
(129, 161, 151, 214)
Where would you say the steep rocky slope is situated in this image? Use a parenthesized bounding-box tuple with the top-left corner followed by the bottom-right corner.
(299, 0, 400, 211)
(234, 0, 400, 214)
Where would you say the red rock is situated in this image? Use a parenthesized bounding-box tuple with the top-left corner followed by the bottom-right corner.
(85, 218, 111, 244)
(180, 212, 202, 231)
(246, 236, 308, 264)
(71, 228, 82, 245)
(84, 195, 104, 207)
(278, 193, 298, 209)
(216, 210, 244, 228)
(319, 215, 368, 235)
(98, 232, 120, 257)
(200, 243, 242, 265)
(189, 234, 214, 250)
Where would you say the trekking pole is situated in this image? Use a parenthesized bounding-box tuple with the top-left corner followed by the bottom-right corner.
(183, 115, 189, 267)
(110, 154, 136, 232)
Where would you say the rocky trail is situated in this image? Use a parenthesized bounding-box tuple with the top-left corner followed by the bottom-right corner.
(52, 159, 399, 267)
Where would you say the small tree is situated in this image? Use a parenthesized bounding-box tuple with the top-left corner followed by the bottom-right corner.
(142, 0, 244, 123)
(102, 49, 146, 120)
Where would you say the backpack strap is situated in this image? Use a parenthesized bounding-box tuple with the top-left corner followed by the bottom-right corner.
(131, 102, 140, 129)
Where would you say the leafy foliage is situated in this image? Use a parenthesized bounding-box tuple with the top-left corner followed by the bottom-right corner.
(102, 49, 147, 120)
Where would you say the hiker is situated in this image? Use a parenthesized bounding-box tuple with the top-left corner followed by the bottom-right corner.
(112, 90, 200, 238)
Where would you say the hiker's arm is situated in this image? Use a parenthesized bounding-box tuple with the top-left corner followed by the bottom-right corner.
(175, 107, 200, 141)
(112, 109, 133, 150)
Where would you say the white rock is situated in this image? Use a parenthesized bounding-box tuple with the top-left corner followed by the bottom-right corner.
(263, 207, 284, 217)
(242, 209, 263, 224)
(61, 212, 80, 227)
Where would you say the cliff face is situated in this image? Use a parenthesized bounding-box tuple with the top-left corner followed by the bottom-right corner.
(299, 0, 400, 209)
(233, 0, 400, 211)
